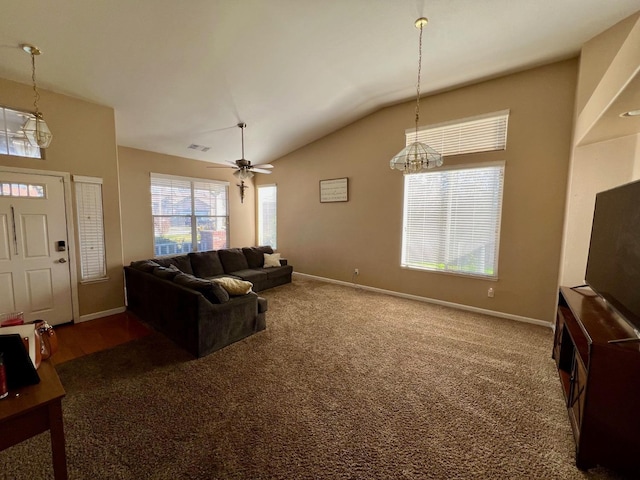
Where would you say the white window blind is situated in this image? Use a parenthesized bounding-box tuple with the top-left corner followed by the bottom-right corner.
(402, 163, 505, 278)
(408, 110, 509, 157)
(258, 185, 277, 248)
(74, 176, 107, 281)
(151, 173, 229, 256)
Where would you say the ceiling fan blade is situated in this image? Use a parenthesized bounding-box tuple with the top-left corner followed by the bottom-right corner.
(252, 168, 273, 174)
(206, 164, 235, 169)
(252, 163, 274, 169)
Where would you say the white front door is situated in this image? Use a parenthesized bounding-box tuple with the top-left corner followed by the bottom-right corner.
(0, 172, 73, 325)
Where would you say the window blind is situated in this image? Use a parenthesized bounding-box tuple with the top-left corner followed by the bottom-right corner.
(402, 163, 504, 278)
(258, 185, 277, 248)
(408, 110, 509, 157)
(74, 176, 107, 281)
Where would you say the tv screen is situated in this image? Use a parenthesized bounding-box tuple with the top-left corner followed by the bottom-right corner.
(586, 179, 640, 334)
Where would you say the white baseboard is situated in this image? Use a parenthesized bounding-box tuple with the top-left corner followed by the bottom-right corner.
(77, 306, 127, 324)
(293, 272, 552, 329)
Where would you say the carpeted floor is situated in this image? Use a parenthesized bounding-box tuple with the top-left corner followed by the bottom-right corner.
(0, 278, 633, 479)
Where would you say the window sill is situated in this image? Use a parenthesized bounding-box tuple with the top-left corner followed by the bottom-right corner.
(80, 276, 110, 285)
(401, 265, 498, 281)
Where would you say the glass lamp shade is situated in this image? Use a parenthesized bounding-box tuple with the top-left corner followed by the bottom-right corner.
(390, 141, 443, 173)
(23, 113, 53, 148)
(233, 169, 254, 180)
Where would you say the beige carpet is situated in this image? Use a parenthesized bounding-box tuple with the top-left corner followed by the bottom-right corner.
(0, 278, 632, 479)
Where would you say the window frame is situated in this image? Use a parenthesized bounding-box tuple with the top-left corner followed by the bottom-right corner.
(407, 109, 509, 158)
(257, 184, 277, 249)
(150, 173, 229, 256)
(73, 175, 107, 283)
(401, 161, 505, 280)
(0, 106, 43, 159)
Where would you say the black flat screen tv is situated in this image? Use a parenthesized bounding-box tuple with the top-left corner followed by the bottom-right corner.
(585, 179, 640, 336)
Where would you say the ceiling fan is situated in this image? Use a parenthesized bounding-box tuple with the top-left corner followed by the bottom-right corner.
(208, 123, 273, 180)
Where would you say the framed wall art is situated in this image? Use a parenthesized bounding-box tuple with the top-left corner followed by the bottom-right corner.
(320, 178, 348, 203)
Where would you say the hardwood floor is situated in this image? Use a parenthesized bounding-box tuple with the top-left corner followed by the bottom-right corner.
(51, 311, 152, 365)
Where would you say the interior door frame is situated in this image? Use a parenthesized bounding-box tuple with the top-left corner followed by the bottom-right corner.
(0, 165, 80, 323)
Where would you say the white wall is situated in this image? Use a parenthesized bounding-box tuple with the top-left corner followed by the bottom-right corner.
(560, 135, 638, 286)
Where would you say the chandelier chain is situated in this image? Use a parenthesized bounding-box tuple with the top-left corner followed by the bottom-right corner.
(414, 21, 424, 141)
(30, 52, 40, 114)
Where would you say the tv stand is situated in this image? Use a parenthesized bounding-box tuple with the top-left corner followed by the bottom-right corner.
(553, 287, 640, 472)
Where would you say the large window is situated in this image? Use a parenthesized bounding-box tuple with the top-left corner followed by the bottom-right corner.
(401, 110, 509, 278)
(151, 174, 229, 256)
(257, 184, 277, 248)
(74, 176, 107, 282)
(0, 107, 42, 159)
(402, 163, 504, 278)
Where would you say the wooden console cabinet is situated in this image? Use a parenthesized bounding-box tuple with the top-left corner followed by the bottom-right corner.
(553, 287, 640, 472)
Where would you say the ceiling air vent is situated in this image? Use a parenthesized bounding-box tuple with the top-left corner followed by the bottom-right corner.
(187, 144, 211, 152)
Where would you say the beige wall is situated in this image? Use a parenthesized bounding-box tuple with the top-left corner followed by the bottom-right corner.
(0, 77, 123, 317)
(575, 12, 640, 115)
(560, 11, 640, 286)
(117, 146, 255, 265)
(257, 60, 578, 323)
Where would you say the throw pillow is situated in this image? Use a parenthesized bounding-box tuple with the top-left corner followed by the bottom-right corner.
(173, 273, 230, 304)
(263, 253, 281, 268)
(212, 277, 253, 295)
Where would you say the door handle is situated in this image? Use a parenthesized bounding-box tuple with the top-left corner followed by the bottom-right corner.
(10, 205, 18, 255)
(57, 258, 67, 263)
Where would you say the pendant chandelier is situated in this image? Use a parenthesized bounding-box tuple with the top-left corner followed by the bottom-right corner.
(390, 17, 442, 173)
(21, 44, 53, 149)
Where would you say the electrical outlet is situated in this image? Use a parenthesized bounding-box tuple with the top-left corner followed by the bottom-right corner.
(487, 287, 494, 298)
(354, 268, 359, 276)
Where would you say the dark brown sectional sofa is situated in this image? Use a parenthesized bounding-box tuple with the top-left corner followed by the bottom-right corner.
(124, 246, 292, 357)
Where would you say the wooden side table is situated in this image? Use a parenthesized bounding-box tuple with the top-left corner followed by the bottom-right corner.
(0, 360, 68, 479)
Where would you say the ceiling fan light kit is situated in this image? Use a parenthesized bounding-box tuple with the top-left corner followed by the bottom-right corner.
(20, 43, 53, 149)
(389, 17, 443, 173)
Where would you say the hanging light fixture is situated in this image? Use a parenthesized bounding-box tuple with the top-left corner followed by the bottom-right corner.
(390, 17, 442, 173)
(21, 44, 53, 149)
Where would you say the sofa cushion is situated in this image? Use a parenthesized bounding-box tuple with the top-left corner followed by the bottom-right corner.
(153, 264, 181, 280)
(189, 250, 225, 278)
(218, 248, 249, 273)
(261, 265, 293, 280)
(242, 246, 274, 268)
(173, 272, 229, 304)
(212, 277, 253, 296)
(155, 254, 194, 275)
(263, 253, 281, 268)
(130, 259, 161, 273)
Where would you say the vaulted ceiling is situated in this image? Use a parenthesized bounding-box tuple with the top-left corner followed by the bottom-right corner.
(1, 1, 638, 166)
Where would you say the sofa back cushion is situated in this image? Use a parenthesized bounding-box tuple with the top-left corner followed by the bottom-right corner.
(218, 248, 249, 273)
(130, 260, 161, 273)
(152, 265, 181, 280)
(189, 251, 225, 278)
(155, 254, 193, 275)
(173, 273, 230, 304)
(242, 246, 274, 268)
